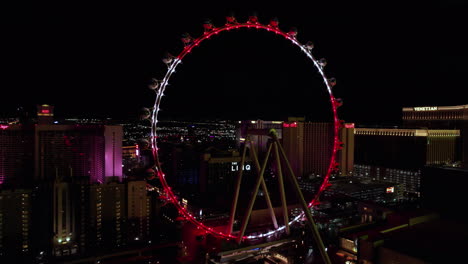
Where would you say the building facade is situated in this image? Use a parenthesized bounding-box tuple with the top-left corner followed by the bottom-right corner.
(35, 124, 123, 184)
(0, 189, 32, 259)
(282, 122, 334, 179)
(354, 128, 460, 196)
(0, 125, 34, 187)
(127, 180, 151, 244)
(52, 180, 78, 257)
(88, 182, 126, 252)
(402, 104, 468, 166)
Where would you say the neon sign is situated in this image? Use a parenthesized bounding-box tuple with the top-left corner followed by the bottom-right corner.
(283, 122, 298, 128)
(414, 107, 437, 111)
(231, 162, 251, 172)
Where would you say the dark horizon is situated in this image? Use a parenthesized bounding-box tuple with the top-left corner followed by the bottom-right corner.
(3, 2, 467, 124)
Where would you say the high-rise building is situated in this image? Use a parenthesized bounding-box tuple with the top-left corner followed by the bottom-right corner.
(127, 180, 151, 243)
(88, 182, 126, 252)
(282, 122, 334, 178)
(0, 106, 135, 260)
(354, 128, 460, 196)
(0, 125, 34, 187)
(1, 123, 122, 185)
(104, 126, 123, 181)
(35, 124, 123, 184)
(0, 189, 32, 259)
(282, 121, 303, 178)
(37, 104, 54, 125)
(72, 177, 90, 256)
(402, 105, 468, 127)
(402, 104, 468, 165)
(52, 180, 78, 257)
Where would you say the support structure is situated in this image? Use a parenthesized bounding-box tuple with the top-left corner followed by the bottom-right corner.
(147, 16, 340, 264)
(226, 129, 331, 264)
(273, 141, 290, 235)
(237, 143, 272, 243)
(227, 139, 248, 235)
(250, 141, 279, 230)
(231, 130, 331, 264)
(228, 137, 278, 235)
(271, 129, 332, 264)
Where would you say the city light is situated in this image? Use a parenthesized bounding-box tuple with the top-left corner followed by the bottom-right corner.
(1, 5, 458, 264)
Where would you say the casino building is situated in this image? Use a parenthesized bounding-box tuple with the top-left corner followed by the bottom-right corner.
(402, 104, 468, 166)
(354, 128, 460, 196)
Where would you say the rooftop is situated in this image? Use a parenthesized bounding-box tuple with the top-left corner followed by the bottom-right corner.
(403, 104, 468, 112)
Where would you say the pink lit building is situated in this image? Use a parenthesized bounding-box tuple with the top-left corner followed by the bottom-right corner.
(34, 124, 122, 183)
(0, 124, 34, 186)
(0, 105, 123, 186)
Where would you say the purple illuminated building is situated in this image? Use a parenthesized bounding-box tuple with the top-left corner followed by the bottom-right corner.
(0, 105, 123, 186)
(35, 124, 123, 184)
(104, 125, 123, 182)
(0, 124, 34, 187)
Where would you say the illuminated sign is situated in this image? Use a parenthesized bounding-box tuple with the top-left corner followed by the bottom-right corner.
(344, 123, 355, 128)
(283, 122, 298, 128)
(0, 125, 9, 130)
(414, 106, 438, 111)
(42, 109, 50, 114)
(386, 187, 394, 193)
(231, 162, 251, 172)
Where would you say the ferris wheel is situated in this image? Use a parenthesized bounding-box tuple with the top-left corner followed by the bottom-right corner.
(146, 14, 342, 263)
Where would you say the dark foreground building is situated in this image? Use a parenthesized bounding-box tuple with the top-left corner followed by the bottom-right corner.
(421, 166, 468, 220)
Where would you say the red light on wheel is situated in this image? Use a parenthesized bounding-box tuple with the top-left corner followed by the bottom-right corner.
(149, 18, 341, 242)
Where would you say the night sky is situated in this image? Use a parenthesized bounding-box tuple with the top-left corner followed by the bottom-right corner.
(3, 1, 467, 124)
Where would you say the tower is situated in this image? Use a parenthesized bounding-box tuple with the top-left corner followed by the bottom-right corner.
(37, 104, 54, 125)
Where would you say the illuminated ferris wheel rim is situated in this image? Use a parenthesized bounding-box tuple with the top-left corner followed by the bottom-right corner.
(150, 17, 341, 241)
